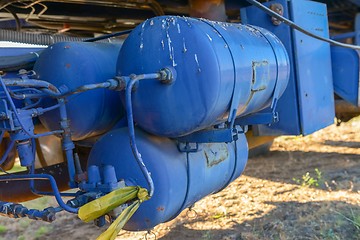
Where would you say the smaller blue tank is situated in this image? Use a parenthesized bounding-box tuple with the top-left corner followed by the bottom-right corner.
(34, 42, 124, 141)
(87, 127, 248, 230)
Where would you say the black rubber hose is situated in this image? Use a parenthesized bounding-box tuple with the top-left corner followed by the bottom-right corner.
(0, 29, 84, 46)
(83, 29, 132, 42)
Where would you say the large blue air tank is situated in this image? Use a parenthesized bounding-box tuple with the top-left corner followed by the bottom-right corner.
(34, 42, 124, 141)
(117, 16, 290, 137)
(87, 127, 248, 230)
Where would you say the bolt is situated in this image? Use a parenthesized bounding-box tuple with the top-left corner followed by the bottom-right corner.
(159, 67, 176, 84)
(270, 4, 284, 26)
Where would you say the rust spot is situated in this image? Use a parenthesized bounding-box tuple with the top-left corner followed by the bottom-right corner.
(157, 206, 165, 212)
(65, 63, 71, 69)
(64, 45, 71, 49)
(48, 85, 57, 92)
(145, 218, 150, 223)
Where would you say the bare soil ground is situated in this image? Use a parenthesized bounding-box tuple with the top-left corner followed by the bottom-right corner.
(1, 118, 360, 240)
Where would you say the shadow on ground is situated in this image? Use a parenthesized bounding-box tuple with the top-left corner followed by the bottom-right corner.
(323, 140, 360, 149)
(159, 201, 360, 240)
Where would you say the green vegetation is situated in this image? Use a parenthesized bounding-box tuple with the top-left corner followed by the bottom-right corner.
(292, 168, 323, 187)
(0, 225, 7, 234)
(334, 208, 360, 230)
(35, 226, 51, 239)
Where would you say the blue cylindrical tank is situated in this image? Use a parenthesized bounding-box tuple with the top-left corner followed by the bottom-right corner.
(117, 16, 290, 137)
(87, 127, 248, 230)
(34, 42, 124, 141)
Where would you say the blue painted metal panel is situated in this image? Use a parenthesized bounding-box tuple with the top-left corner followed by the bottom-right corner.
(290, 0, 334, 135)
(118, 16, 289, 138)
(243, 0, 335, 136)
(331, 47, 360, 106)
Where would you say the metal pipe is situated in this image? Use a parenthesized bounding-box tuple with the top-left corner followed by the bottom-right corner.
(7, 88, 45, 100)
(4, 79, 60, 93)
(58, 98, 76, 188)
(29, 164, 76, 197)
(125, 73, 161, 198)
(39, 80, 115, 97)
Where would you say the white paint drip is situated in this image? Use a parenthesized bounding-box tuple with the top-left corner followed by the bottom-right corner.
(195, 54, 201, 72)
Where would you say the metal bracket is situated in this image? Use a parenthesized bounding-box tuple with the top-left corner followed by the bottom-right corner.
(235, 111, 278, 126)
(177, 142, 199, 153)
(176, 126, 244, 152)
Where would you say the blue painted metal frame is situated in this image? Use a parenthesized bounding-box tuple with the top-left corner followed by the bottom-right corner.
(331, 47, 360, 106)
(176, 127, 241, 143)
(242, 0, 335, 136)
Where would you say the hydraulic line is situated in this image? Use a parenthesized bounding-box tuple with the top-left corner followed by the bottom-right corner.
(125, 74, 159, 198)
